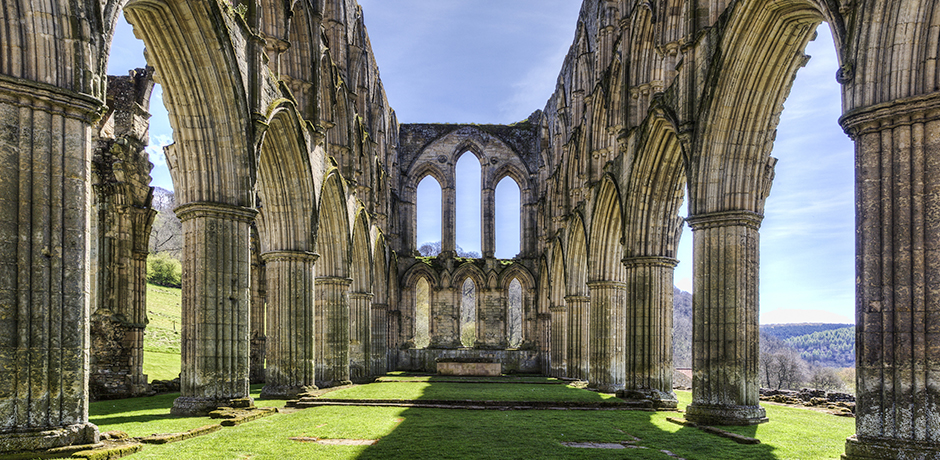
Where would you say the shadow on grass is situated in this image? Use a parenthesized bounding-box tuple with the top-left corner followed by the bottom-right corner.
(352, 379, 780, 460)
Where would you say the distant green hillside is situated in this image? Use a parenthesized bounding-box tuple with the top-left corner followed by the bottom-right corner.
(760, 323, 852, 341)
(785, 326, 855, 368)
(144, 283, 181, 381)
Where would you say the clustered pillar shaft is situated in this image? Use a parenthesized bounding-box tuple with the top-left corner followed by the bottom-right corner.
(370, 303, 389, 375)
(588, 281, 627, 392)
(549, 304, 567, 377)
(843, 99, 940, 459)
(260, 251, 318, 399)
(621, 257, 678, 407)
(315, 276, 352, 387)
(685, 211, 766, 425)
(249, 241, 266, 384)
(565, 295, 590, 381)
(0, 77, 102, 452)
(349, 291, 374, 383)
(172, 203, 257, 416)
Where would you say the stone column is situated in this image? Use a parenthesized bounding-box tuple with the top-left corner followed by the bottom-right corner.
(260, 251, 317, 399)
(249, 233, 266, 384)
(842, 98, 940, 459)
(565, 295, 591, 380)
(442, 185, 457, 255)
(387, 309, 401, 370)
(588, 281, 627, 393)
(621, 257, 679, 408)
(521, 193, 538, 258)
(401, 184, 417, 255)
(538, 312, 552, 375)
(315, 276, 352, 387)
(349, 291, 373, 382)
(685, 211, 766, 425)
(0, 76, 102, 452)
(371, 303, 389, 375)
(482, 187, 496, 258)
(172, 203, 257, 416)
(550, 304, 567, 377)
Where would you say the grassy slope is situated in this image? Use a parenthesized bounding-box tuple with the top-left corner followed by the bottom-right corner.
(143, 283, 182, 381)
(95, 386, 854, 460)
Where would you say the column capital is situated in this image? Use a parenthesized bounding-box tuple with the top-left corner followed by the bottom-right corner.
(564, 295, 590, 303)
(350, 292, 374, 301)
(0, 73, 104, 123)
(261, 250, 319, 263)
(840, 92, 940, 138)
(175, 202, 258, 223)
(586, 280, 628, 290)
(371, 303, 389, 311)
(549, 304, 566, 313)
(316, 276, 353, 287)
(686, 211, 762, 230)
(621, 256, 678, 268)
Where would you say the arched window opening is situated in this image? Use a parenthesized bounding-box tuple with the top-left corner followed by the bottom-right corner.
(507, 279, 523, 348)
(416, 176, 443, 256)
(460, 278, 477, 347)
(415, 278, 431, 349)
(495, 177, 521, 259)
(455, 152, 482, 257)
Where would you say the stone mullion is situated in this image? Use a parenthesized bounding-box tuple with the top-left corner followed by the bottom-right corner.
(565, 295, 590, 380)
(442, 186, 457, 255)
(0, 78, 103, 451)
(172, 203, 256, 416)
(370, 303, 388, 376)
(260, 251, 317, 399)
(482, 187, 496, 258)
(549, 304, 567, 377)
(315, 276, 352, 387)
(349, 291, 373, 382)
(621, 257, 678, 408)
(587, 281, 626, 393)
(685, 211, 766, 425)
(843, 102, 940, 458)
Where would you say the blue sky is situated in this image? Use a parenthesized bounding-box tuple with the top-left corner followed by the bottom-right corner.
(110, 2, 855, 324)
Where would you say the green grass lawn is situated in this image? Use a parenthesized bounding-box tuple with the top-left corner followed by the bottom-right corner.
(324, 381, 623, 403)
(91, 383, 854, 460)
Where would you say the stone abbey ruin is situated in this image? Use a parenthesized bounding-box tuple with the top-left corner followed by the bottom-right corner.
(0, 0, 938, 458)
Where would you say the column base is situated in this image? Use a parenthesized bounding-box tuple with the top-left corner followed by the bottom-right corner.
(260, 384, 315, 400)
(844, 435, 940, 459)
(316, 379, 353, 389)
(171, 396, 255, 416)
(685, 403, 767, 425)
(616, 389, 679, 409)
(0, 423, 100, 454)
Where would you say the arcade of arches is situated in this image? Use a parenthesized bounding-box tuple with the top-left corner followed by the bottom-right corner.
(0, 0, 938, 458)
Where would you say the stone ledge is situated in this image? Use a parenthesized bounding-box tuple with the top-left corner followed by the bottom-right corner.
(666, 417, 761, 444)
(139, 424, 222, 445)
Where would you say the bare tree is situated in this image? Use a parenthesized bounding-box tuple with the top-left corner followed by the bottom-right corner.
(809, 366, 844, 391)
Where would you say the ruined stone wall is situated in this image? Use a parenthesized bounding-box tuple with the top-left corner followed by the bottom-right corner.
(89, 68, 157, 401)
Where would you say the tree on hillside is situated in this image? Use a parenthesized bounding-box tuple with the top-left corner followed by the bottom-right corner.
(808, 365, 844, 391)
(760, 333, 807, 390)
(149, 187, 182, 258)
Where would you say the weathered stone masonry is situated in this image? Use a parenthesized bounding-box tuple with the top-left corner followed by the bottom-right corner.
(1, 0, 940, 459)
